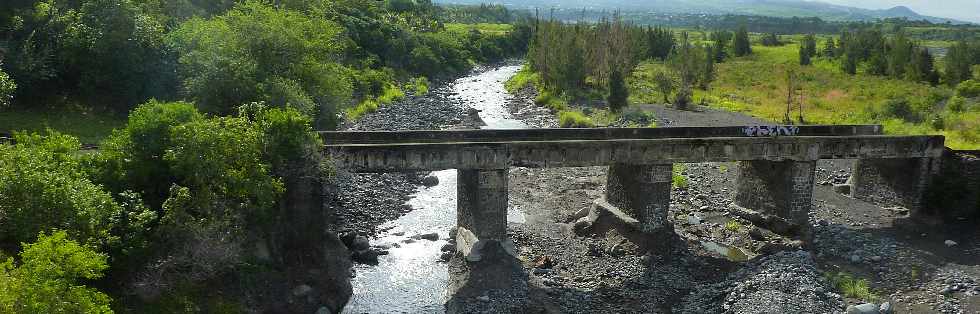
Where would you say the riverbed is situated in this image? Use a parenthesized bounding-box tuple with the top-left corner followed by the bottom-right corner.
(343, 65, 525, 313)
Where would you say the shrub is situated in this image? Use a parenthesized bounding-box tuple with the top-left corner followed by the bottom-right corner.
(672, 164, 689, 189)
(881, 98, 918, 122)
(558, 110, 595, 128)
(825, 272, 879, 302)
(377, 84, 405, 104)
(956, 80, 980, 98)
(608, 69, 629, 112)
(0, 132, 122, 250)
(409, 77, 430, 96)
(0, 66, 14, 108)
(505, 66, 539, 93)
(0, 231, 112, 314)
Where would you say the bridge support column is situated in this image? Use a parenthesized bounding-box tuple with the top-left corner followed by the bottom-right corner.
(735, 160, 816, 231)
(606, 164, 673, 235)
(456, 168, 513, 262)
(850, 157, 940, 215)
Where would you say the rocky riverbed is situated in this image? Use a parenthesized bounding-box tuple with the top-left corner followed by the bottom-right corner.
(330, 63, 980, 313)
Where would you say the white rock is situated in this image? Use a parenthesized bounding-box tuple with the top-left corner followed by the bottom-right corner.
(945, 240, 958, 247)
(846, 303, 879, 314)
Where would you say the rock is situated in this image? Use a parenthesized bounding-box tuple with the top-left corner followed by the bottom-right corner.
(871, 255, 882, 262)
(880, 301, 893, 314)
(748, 227, 767, 241)
(421, 175, 439, 187)
(439, 252, 453, 262)
(686, 215, 702, 225)
(888, 207, 910, 216)
(846, 303, 879, 314)
(533, 256, 554, 269)
(353, 249, 380, 264)
(945, 240, 958, 247)
(850, 255, 862, 263)
(351, 236, 370, 251)
(476, 295, 490, 302)
(412, 232, 439, 241)
(573, 216, 593, 235)
(316, 306, 332, 314)
(833, 184, 851, 195)
(292, 284, 313, 297)
(440, 243, 455, 252)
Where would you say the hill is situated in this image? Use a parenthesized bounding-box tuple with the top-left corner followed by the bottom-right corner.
(434, 0, 969, 24)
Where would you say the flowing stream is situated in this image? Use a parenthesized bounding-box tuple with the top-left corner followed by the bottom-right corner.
(343, 65, 526, 313)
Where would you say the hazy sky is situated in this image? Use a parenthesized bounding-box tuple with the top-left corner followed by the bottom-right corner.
(816, 0, 980, 23)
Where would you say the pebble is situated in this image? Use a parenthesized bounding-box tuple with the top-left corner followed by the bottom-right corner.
(944, 240, 958, 247)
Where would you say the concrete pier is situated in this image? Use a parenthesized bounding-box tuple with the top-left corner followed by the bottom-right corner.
(606, 164, 673, 235)
(850, 157, 940, 214)
(735, 160, 817, 229)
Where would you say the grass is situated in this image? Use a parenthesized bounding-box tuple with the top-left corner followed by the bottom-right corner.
(558, 110, 595, 128)
(725, 220, 743, 232)
(672, 164, 689, 189)
(825, 272, 880, 303)
(444, 23, 512, 36)
(346, 84, 406, 120)
(630, 43, 980, 150)
(0, 106, 125, 144)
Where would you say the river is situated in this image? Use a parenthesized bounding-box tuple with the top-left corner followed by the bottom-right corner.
(343, 65, 526, 313)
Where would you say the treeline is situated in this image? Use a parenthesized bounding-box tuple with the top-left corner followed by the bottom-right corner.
(819, 29, 979, 86)
(438, 3, 525, 24)
(0, 0, 530, 128)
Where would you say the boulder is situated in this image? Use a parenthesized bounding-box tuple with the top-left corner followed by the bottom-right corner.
(421, 175, 439, 187)
(845, 303, 879, 314)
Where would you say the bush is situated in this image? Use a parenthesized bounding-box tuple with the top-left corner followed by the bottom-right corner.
(0, 132, 122, 250)
(881, 98, 918, 122)
(608, 69, 629, 112)
(377, 84, 405, 104)
(409, 77, 430, 96)
(0, 66, 14, 108)
(956, 80, 980, 98)
(0, 231, 112, 314)
(558, 110, 595, 128)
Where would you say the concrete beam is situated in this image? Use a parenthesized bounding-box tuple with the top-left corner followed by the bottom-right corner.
(322, 125, 884, 145)
(328, 135, 944, 173)
(606, 164, 672, 236)
(735, 160, 817, 231)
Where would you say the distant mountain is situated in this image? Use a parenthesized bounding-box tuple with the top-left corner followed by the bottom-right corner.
(433, 0, 969, 24)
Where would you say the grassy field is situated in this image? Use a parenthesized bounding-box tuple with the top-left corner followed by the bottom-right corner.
(630, 43, 980, 150)
(0, 106, 125, 144)
(444, 23, 512, 36)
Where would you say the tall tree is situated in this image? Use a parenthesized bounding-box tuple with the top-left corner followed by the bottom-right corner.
(945, 40, 976, 86)
(733, 25, 752, 57)
(607, 68, 628, 112)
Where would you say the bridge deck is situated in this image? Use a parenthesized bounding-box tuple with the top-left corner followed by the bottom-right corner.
(325, 132, 944, 172)
(321, 125, 883, 145)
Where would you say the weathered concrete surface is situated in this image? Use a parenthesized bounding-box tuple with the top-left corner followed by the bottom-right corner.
(457, 169, 509, 241)
(576, 198, 677, 253)
(607, 164, 672, 236)
(734, 160, 817, 232)
(924, 150, 980, 219)
(327, 135, 944, 173)
(850, 157, 941, 215)
(455, 227, 518, 262)
(322, 125, 883, 145)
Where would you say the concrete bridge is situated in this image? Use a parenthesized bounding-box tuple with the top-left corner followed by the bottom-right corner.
(322, 125, 944, 257)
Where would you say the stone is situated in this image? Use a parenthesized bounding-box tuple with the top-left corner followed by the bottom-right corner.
(533, 256, 554, 269)
(421, 175, 439, 187)
(572, 216, 593, 235)
(476, 295, 490, 302)
(292, 284, 313, 297)
(880, 301, 893, 314)
(871, 255, 882, 262)
(439, 252, 453, 262)
(850, 255, 862, 263)
(353, 249, 380, 264)
(316, 306, 332, 314)
(846, 303, 879, 314)
(412, 232, 439, 241)
(833, 183, 851, 195)
(945, 240, 958, 247)
(440, 243, 455, 252)
(351, 236, 370, 251)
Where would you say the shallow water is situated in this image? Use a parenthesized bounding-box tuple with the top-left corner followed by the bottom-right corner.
(343, 65, 526, 314)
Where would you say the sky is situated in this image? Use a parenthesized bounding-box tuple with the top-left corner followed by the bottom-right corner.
(815, 0, 980, 23)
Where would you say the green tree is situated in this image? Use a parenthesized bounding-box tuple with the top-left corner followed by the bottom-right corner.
(0, 231, 112, 314)
(655, 71, 675, 104)
(0, 132, 122, 250)
(0, 66, 14, 107)
(799, 45, 812, 66)
(842, 53, 858, 75)
(945, 40, 976, 86)
(733, 26, 752, 57)
(822, 38, 837, 58)
(607, 69, 628, 112)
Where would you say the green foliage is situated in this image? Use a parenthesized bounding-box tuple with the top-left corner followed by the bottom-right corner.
(168, 1, 352, 127)
(505, 65, 540, 93)
(760, 33, 783, 47)
(655, 71, 676, 104)
(825, 272, 879, 303)
(0, 66, 15, 108)
(725, 220, 743, 232)
(0, 132, 121, 250)
(0, 231, 112, 314)
(956, 80, 980, 98)
(945, 41, 978, 86)
(799, 34, 816, 66)
(409, 77, 430, 96)
(672, 164, 688, 189)
(607, 69, 629, 111)
(733, 26, 752, 57)
(558, 110, 595, 128)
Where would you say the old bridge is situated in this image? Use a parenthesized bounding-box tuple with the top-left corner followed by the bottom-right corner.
(322, 125, 944, 257)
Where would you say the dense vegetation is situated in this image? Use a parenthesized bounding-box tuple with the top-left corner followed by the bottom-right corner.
(0, 0, 530, 134)
(0, 1, 533, 311)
